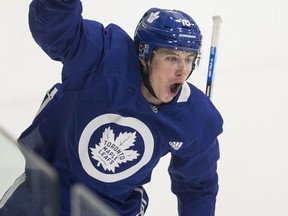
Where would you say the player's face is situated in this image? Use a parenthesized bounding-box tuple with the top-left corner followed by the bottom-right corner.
(144, 48, 196, 104)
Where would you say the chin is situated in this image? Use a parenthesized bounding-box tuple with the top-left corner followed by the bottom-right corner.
(160, 96, 174, 104)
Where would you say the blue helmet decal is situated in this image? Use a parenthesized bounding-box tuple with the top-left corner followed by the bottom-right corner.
(134, 8, 202, 62)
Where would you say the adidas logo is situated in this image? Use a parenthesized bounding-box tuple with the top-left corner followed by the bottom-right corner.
(169, 141, 183, 150)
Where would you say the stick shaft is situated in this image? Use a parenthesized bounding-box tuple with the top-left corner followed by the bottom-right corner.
(205, 16, 222, 99)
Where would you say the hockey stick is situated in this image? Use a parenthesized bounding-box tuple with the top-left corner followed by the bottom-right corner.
(205, 16, 222, 99)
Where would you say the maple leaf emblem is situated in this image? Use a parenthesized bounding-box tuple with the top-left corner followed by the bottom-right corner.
(90, 127, 140, 173)
(147, 11, 160, 23)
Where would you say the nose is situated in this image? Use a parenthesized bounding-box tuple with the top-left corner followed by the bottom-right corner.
(175, 59, 186, 77)
(175, 70, 182, 77)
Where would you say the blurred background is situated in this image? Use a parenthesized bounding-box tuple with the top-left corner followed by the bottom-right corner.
(1, 0, 288, 215)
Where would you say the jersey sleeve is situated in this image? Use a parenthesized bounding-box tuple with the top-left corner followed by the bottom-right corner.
(28, 0, 104, 77)
(29, 0, 82, 61)
(168, 139, 220, 216)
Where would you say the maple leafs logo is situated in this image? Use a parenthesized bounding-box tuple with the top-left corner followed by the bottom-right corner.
(90, 127, 140, 173)
(147, 11, 160, 23)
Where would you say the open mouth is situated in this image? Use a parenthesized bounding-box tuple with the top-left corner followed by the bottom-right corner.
(170, 83, 181, 94)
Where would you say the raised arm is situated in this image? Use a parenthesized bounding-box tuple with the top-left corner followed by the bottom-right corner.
(29, 0, 108, 81)
(29, 0, 83, 61)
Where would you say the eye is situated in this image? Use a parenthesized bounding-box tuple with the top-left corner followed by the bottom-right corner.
(166, 56, 178, 62)
(185, 58, 194, 64)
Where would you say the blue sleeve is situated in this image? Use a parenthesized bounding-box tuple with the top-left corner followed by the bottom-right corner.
(29, 0, 83, 61)
(168, 139, 220, 216)
(28, 0, 105, 80)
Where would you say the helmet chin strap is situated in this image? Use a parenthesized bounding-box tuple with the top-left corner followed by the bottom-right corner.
(186, 53, 199, 80)
(141, 63, 158, 100)
(186, 62, 196, 80)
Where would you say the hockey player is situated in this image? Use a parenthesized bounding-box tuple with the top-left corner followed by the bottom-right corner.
(0, 0, 223, 215)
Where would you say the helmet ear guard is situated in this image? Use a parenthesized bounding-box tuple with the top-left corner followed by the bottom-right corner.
(138, 43, 151, 62)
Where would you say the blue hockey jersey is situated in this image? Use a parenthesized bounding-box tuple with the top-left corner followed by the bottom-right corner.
(1, 0, 223, 215)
